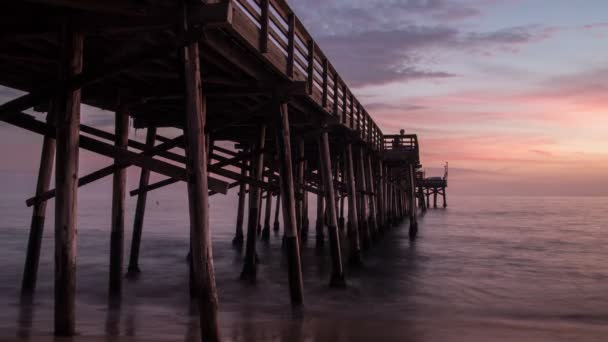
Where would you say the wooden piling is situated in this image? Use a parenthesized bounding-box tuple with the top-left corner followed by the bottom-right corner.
(127, 127, 156, 276)
(365, 152, 378, 239)
(315, 165, 325, 247)
(442, 187, 447, 208)
(182, 9, 220, 340)
(54, 22, 83, 337)
(22, 112, 55, 295)
(357, 147, 371, 248)
(275, 102, 304, 304)
(273, 192, 280, 232)
(296, 139, 306, 241)
(319, 127, 346, 286)
(376, 160, 385, 232)
(339, 194, 345, 232)
(261, 188, 272, 241)
(302, 161, 309, 233)
(241, 125, 266, 281)
(232, 159, 248, 247)
(434, 188, 438, 208)
(109, 105, 128, 296)
(344, 143, 362, 265)
(408, 164, 418, 239)
(257, 186, 263, 236)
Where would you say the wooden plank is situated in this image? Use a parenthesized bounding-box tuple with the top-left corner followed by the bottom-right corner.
(259, 0, 269, 53)
(333, 74, 339, 117)
(307, 40, 314, 94)
(286, 13, 295, 78)
(322, 59, 328, 107)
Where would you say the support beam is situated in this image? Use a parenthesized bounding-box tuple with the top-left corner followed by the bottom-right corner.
(21, 112, 56, 295)
(302, 164, 309, 235)
(357, 147, 370, 248)
(315, 169, 325, 247)
(241, 125, 266, 282)
(442, 187, 447, 208)
(26, 134, 174, 207)
(182, 11, 220, 341)
(261, 187, 272, 241)
(109, 105, 128, 296)
(319, 127, 346, 287)
(0, 1, 233, 120)
(54, 22, 82, 337)
(408, 164, 418, 240)
(232, 159, 248, 247)
(275, 102, 304, 304)
(344, 143, 362, 266)
(366, 152, 378, 239)
(296, 139, 305, 241)
(337, 156, 345, 232)
(376, 160, 385, 231)
(273, 192, 280, 232)
(126, 127, 156, 276)
(3, 112, 230, 196)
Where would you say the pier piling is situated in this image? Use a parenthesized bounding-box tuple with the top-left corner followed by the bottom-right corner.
(127, 127, 156, 276)
(182, 16, 220, 340)
(319, 127, 346, 287)
(233, 160, 248, 247)
(109, 105, 128, 296)
(345, 143, 362, 266)
(53, 21, 83, 337)
(275, 102, 304, 304)
(22, 112, 55, 295)
(241, 125, 266, 282)
(261, 189, 272, 241)
(0, 0, 442, 339)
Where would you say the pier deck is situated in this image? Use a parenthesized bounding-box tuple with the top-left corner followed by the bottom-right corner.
(0, 0, 429, 340)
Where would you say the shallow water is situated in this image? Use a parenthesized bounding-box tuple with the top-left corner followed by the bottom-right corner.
(1, 189, 607, 341)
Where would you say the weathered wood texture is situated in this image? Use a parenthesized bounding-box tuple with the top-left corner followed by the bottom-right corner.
(127, 127, 156, 275)
(54, 21, 82, 337)
(109, 106, 129, 295)
(22, 112, 55, 294)
(319, 128, 345, 286)
(275, 103, 304, 304)
(182, 10, 220, 341)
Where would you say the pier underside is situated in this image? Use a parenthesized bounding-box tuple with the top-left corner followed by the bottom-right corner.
(0, 0, 429, 340)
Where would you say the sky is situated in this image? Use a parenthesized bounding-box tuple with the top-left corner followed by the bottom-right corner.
(1, 0, 607, 196)
(288, 0, 608, 195)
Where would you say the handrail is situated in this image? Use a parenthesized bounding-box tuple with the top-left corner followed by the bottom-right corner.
(231, 0, 384, 151)
(383, 134, 418, 152)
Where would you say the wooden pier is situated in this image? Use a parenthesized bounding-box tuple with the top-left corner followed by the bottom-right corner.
(0, 0, 430, 340)
(418, 163, 449, 209)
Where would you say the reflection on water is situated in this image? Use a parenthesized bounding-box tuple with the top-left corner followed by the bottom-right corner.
(2, 194, 608, 341)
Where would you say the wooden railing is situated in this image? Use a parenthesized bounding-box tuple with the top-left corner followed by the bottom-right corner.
(229, 0, 384, 151)
(383, 134, 418, 152)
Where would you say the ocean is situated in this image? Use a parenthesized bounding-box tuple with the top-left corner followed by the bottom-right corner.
(1, 189, 607, 341)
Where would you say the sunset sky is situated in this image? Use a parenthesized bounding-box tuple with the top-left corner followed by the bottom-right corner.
(291, 0, 608, 195)
(1, 0, 607, 196)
